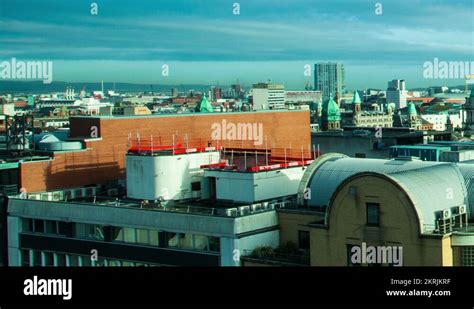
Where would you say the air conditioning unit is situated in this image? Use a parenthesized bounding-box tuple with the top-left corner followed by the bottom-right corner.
(262, 202, 269, 209)
(64, 190, 73, 200)
(74, 189, 83, 198)
(226, 208, 238, 217)
(239, 206, 250, 216)
(51, 191, 62, 201)
(272, 202, 283, 209)
(84, 187, 96, 197)
(41, 192, 53, 201)
(28, 193, 41, 200)
(436, 209, 452, 220)
(251, 203, 262, 212)
(442, 209, 451, 219)
(107, 188, 119, 196)
(459, 205, 467, 215)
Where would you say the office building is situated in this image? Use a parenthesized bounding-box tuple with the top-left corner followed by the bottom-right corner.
(252, 83, 285, 110)
(314, 62, 345, 102)
(386, 79, 408, 109)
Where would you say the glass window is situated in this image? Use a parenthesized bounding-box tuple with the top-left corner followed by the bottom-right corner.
(22, 219, 33, 232)
(67, 254, 80, 267)
(191, 182, 201, 191)
(149, 230, 159, 246)
(209, 237, 220, 252)
(178, 233, 194, 249)
(81, 255, 92, 267)
(58, 222, 73, 237)
(123, 261, 134, 267)
(112, 227, 124, 242)
(123, 228, 136, 243)
(194, 235, 209, 251)
(55, 253, 66, 266)
(43, 252, 54, 266)
(165, 232, 179, 247)
(21, 249, 30, 266)
(137, 229, 149, 244)
(34, 220, 44, 233)
(45, 221, 58, 234)
(367, 203, 380, 226)
(298, 230, 310, 250)
(108, 260, 121, 267)
(33, 250, 42, 266)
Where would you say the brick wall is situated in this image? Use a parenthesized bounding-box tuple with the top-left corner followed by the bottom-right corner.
(20, 111, 310, 192)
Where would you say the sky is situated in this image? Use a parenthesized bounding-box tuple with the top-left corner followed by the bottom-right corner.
(0, 0, 473, 90)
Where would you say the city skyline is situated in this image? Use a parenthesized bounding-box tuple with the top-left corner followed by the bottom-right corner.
(0, 0, 472, 89)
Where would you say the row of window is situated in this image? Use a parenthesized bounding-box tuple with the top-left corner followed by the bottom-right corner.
(22, 219, 221, 253)
(20, 249, 161, 267)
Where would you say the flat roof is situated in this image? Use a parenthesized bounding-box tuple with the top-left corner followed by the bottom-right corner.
(70, 109, 308, 120)
(389, 145, 451, 150)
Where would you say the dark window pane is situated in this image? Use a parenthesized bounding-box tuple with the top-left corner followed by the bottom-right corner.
(209, 237, 220, 252)
(33, 250, 42, 266)
(367, 203, 380, 226)
(45, 221, 58, 234)
(58, 222, 74, 237)
(22, 219, 33, 232)
(298, 230, 310, 250)
(34, 220, 44, 233)
(56, 253, 66, 266)
(44, 252, 54, 266)
(21, 249, 30, 266)
(191, 182, 201, 191)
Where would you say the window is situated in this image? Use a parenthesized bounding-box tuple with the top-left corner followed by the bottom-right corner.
(22, 219, 33, 232)
(112, 227, 124, 242)
(21, 249, 30, 266)
(67, 254, 80, 267)
(45, 221, 58, 234)
(366, 203, 380, 226)
(191, 181, 201, 191)
(137, 229, 149, 244)
(43, 252, 54, 266)
(55, 253, 66, 266)
(149, 230, 160, 246)
(81, 255, 91, 267)
(33, 250, 42, 266)
(123, 228, 136, 243)
(58, 222, 74, 237)
(209, 237, 220, 252)
(194, 235, 209, 251)
(34, 220, 45, 233)
(165, 232, 179, 248)
(461, 247, 474, 266)
(298, 230, 310, 250)
(178, 233, 194, 250)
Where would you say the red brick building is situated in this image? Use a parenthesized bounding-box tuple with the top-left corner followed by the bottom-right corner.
(20, 110, 311, 192)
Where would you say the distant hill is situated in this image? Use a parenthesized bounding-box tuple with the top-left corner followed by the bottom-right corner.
(0, 81, 227, 94)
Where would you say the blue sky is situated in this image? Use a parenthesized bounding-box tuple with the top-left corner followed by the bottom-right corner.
(0, 0, 472, 89)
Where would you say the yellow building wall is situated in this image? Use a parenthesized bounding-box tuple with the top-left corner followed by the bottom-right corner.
(303, 175, 451, 266)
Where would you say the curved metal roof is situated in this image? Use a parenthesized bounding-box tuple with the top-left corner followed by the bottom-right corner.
(301, 154, 470, 226)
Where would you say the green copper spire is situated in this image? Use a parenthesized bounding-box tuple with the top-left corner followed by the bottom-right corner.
(408, 102, 417, 116)
(322, 96, 341, 121)
(352, 90, 361, 104)
(195, 94, 214, 113)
